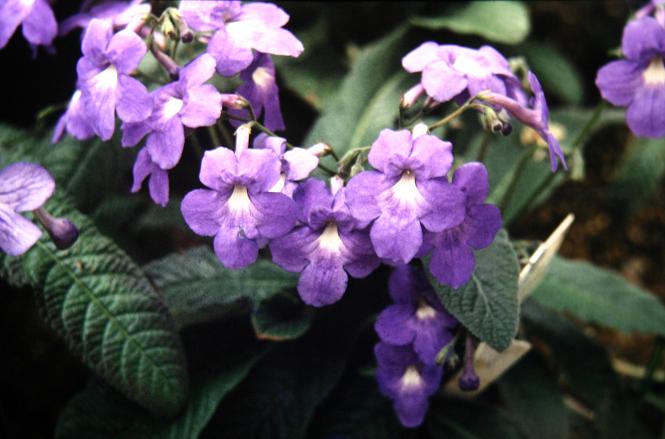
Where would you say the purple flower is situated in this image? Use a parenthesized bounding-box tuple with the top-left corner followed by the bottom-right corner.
(229, 53, 285, 130)
(375, 342, 442, 428)
(345, 128, 465, 265)
(131, 147, 169, 207)
(179, 1, 303, 76)
(122, 53, 223, 203)
(596, 16, 665, 138)
(270, 178, 379, 307)
(482, 72, 568, 171)
(402, 43, 519, 104)
(52, 89, 96, 143)
(252, 133, 318, 197)
(0, 163, 55, 256)
(181, 125, 298, 269)
(423, 163, 502, 289)
(375, 265, 458, 365)
(59, 0, 150, 35)
(0, 0, 57, 50)
(76, 18, 152, 141)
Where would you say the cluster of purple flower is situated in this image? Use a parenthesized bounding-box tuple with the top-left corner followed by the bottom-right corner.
(44, 1, 303, 207)
(596, 0, 665, 138)
(374, 265, 458, 427)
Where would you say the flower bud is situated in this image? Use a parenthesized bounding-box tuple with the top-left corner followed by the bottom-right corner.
(307, 142, 332, 158)
(221, 94, 247, 110)
(34, 208, 79, 250)
(400, 84, 425, 109)
(458, 333, 480, 392)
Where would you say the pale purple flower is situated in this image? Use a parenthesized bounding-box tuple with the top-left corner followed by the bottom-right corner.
(423, 163, 502, 289)
(270, 178, 379, 307)
(59, 0, 150, 35)
(0, 163, 54, 256)
(229, 53, 284, 130)
(179, 0, 303, 76)
(52, 89, 96, 143)
(122, 54, 223, 176)
(375, 265, 458, 365)
(252, 133, 318, 197)
(482, 72, 568, 171)
(345, 128, 465, 266)
(375, 342, 442, 428)
(402, 42, 519, 104)
(636, 0, 665, 26)
(596, 16, 665, 138)
(0, 0, 57, 50)
(131, 147, 169, 207)
(181, 126, 298, 269)
(76, 18, 151, 141)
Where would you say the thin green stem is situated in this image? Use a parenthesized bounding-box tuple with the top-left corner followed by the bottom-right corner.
(428, 96, 480, 131)
(476, 131, 492, 162)
(499, 146, 536, 212)
(207, 126, 221, 147)
(317, 163, 336, 175)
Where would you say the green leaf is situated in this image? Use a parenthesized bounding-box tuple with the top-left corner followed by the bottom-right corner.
(208, 292, 371, 439)
(609, 137, 665, 211)
(144, 247, 298, 328)
(411, 2, 530, 45)
(425, 230, 520, 351)
(308, 374, 401, 439)
(521, 42, 585, 105)
(57, 343, 268, 439)
(303, 26, 410, 158)
(427, 398, 523, 439)
(531, 256, 665, 336)
(498, 353, 569, 439)
(251, 293, 313, 341)
(1, 193, 188, 416)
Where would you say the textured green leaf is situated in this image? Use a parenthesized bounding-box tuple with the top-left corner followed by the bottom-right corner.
(144, 246, 298, 328)
(411, 2, 530, 45)
(2, 193, 188, 416)
(531, 256, 665, 335)
(425, 230, 520, 351)
(303, 26, 409, 157)
(251, 293, 313, 341)
(498, 353, 569, 439)
(209, 292, 370, 439)
(308, 374, 401, 439)
(609, 137, 665, 211)
(521, 42, 585, 105)
(57, 342, 267, 439)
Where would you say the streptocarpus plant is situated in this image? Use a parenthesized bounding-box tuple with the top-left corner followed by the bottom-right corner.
(2, 1, 665, 437)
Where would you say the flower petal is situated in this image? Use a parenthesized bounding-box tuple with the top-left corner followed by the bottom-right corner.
(0, 203, 42, 256)
(375, 304, 417, 345)
(429, 240, 476, 289)
(116, 75, 152, 123)
(81, 19, 113, 66)
(208, 28, 254, 76)
(422, 60, 467, 103)
(238, 2, 289, 27)
(402, 42, 441, 73)
(270, 226, 315, 272)
(21, 0, 57, 47)
(283, 148, 318, 181)
(297, 261, 348, 307)
(409, 134, 453, 179)
(0, 0, 33, 49)
(213, 224, 259, 269)
(368, 129, 413, 173)
(180, 84, 222, 128)
(181, 189, 223, 236)
(199, 147, 237, 191)
(237, 148, 281, 192)
(345, 171, 383, 224)
(0, 162, 55, 211)
(180, 53, 217, 88)
(595, 60, 643, 107)
(146, 116, 184, 169)
(107, 29, 146, 74)
(82, 65, 119, 141)
(370, 215, 422, 265)
(251, 192, 297, 238)
(465, 203, 502, 249)
(452, 162, 490, 205)
(622, 16, 665, 61)
(626, 84, 665, 137)
(418, 179, 465, 232)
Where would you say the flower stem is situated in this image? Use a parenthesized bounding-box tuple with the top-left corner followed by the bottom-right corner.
(499, 146, 537, 212)
(569, 101, 606, 152)
(428, 95, 480, 131)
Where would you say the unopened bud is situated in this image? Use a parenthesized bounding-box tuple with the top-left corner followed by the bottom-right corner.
(221, 94, 247, 110)
(234, 123, 252, 154)
(411, 122, 429, 139)
(458, 333, 480, 392)
(34, 208, 79, 250)
(400, 83, 425, 109)
(330, 176, 344, 195)
(307, 142, 332, 158)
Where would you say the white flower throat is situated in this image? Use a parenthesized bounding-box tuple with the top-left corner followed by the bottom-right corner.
(318, 222, 344, 253)
(392, 171, 418, 202)
(228, 185, 252, 215)
(644, 57, 665, 85)
(416, 300, 437, 320)
(401, 365, 423, 390)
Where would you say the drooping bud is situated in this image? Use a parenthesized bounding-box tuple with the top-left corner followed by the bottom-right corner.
(163, 8, 193, 43)
(33, 208, 79, 250)
(221, 94, 247, 110)
(150, 44, 180, 80)
(458, 333, 480, 391)
(401, 83, 425, 109)
(307, 142, 332, 158)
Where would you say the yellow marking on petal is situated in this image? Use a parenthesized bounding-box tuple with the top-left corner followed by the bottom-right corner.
(401, 366, 423, 390)
(162, 96, 184, 120)
(644, 57, 665, 85)
(227, 185, 252, 216)
(416, 301, 437, 320)
(318, 222, 344, 253)
(252, 67, 274, 89)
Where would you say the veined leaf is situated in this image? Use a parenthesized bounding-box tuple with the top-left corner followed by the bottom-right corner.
(411, 2, 530, 45)
(425, 230, 520, 351)
(531, 256, 665, 335)
(1, 193, 188, 416)
(144, 247, 298, 329)
(251, 293, 313, 341)
(303, 26, 410, 158)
